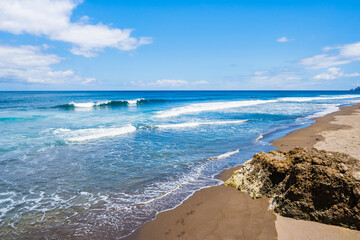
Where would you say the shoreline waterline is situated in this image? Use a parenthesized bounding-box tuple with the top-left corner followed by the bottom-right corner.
(128, 102, 360, 240)
(1, 91, 360, 239)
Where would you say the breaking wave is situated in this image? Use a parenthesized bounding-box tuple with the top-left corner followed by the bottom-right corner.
(278, 95, 360, 102)
(156, 120, 247, 129)
(51, 120, 247, 142)
(55, 99, 168, 109)
(207, 149, 241, 160)
(53, 95, 360, 113)
(255, 134, 263, 142)
(156, 100, 277, 118)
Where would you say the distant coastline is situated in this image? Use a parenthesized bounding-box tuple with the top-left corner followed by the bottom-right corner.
(350, 86, 360, 92)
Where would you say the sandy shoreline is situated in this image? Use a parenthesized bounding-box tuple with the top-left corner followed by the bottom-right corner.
(126, 103, 360, 240)
(272, 103, 360, 152)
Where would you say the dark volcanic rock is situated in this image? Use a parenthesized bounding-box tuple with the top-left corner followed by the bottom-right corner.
(225, 147, 360, 230)
(350, 86, 360, 92)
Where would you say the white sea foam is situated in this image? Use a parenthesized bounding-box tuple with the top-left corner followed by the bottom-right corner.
(208, 149, 241, 160)
(69, 101, 110, 108)
(306, 104, 340, 119)
(0, 191, 17, 218)
(0, 191, 16, 197)
(136, 162, 211, 206)
(67, 99, 144, 108)
(127, 98, 144, 106)
(349, 99, 360, 104)
(0, 197, 15, 204)
(256, 134, 264, 142)
(157, 100, 277, 118)
(140, 184, 184, 205)
(279, 95, 360, 102)
(53, 125, 137, 142)
(156, 120, 247, 129)
(216, 149, 240, 159)
(52, 128, 71, 134)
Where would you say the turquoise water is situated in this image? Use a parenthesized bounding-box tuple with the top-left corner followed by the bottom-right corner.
(1, 91, 360, 239)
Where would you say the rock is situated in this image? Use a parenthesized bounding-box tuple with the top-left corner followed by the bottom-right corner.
(225, 147, 360, 230)
(350, 86, 360, 92)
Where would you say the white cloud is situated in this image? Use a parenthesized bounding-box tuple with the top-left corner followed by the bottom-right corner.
(82, 77, 96, 85)
(131, 79, 208, 87)
(193, 80, 208, 85)
(252, 71, 270, 80)
(250, 70, 302, 87)
(0, 0, 151, 57)
(132, 79, 188, 87)
(313, 67, 360, 80)
(340, 42, 360, 58)
(251, 71, 301, 81)
(151, 79, 188, 86)
(301, 41, 360, 69)
(300, 54, 351, 69)
(277, 37, 290, 43)
(0, 44, 92, 84)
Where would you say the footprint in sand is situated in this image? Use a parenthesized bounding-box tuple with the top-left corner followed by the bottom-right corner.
(186, 210, 195, 215)
(177, 231, 186, 237)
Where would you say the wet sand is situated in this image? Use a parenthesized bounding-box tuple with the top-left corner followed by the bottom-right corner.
(129, 185, 277, 240)
(127, 103, 360, 240)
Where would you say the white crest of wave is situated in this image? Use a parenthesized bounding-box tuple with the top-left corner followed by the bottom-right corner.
(69, 101, 96, 108)
(279, 95, 360, 102)
(52, 128, 71, 134)
(54, 125, 136, 142)
(127, 98, 144, 106)
(68, 98, 144, 108)
(157, 100, 277, 118)
(255, 134, 264, 142)
(156, 120, 247, 129)
(210, 149, 240, 160)
(68, 101, 111, 108)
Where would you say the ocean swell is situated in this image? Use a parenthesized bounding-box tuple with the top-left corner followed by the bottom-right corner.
(278, 95, 360, 102)
(157, 100, 277, 118)
(155, 120, 247, 129)
(53, 125, 136, 142)
(55, 99, 168, 109)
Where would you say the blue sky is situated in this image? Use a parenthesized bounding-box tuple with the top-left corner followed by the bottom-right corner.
(0, 0, 360, 90)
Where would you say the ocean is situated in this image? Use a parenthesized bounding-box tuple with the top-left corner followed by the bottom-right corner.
(1, 90, 360, 239)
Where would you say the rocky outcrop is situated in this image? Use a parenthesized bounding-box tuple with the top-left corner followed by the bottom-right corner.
(225, 147, 360, 230)
(350, 86, 360, 92)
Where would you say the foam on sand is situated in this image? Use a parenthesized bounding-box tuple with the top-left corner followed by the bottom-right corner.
(137, 149, 241, 206)
(157, 100, 277, 118)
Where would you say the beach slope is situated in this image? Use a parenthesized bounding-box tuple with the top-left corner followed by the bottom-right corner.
(128, 103, 360, 240)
